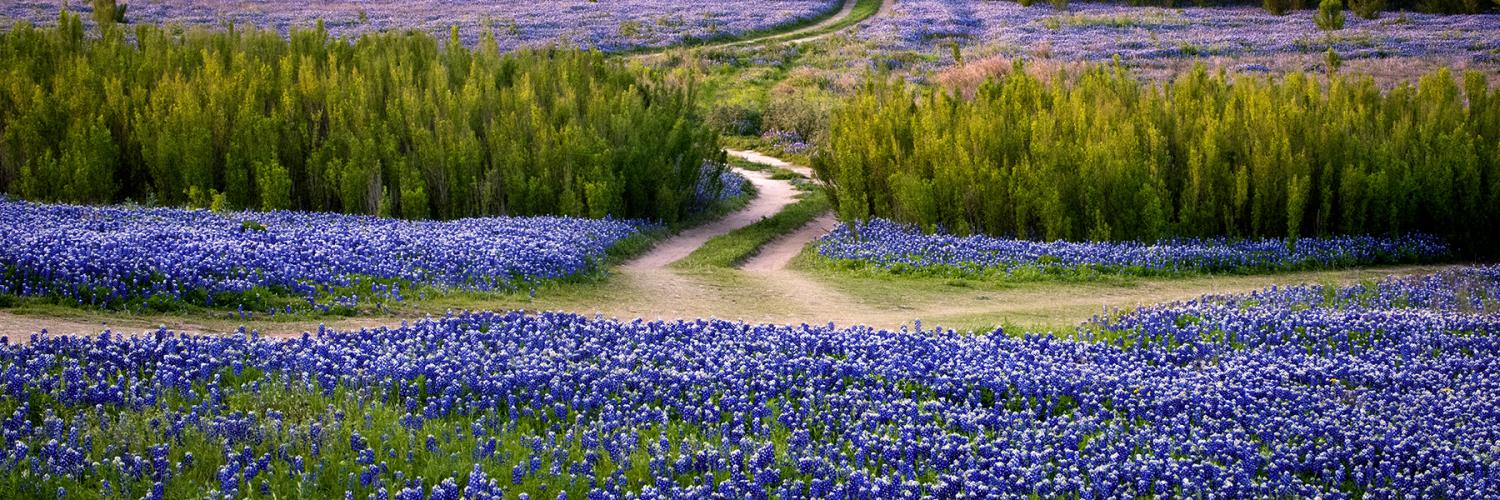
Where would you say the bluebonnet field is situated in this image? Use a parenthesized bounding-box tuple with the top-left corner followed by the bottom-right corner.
(0, 198, 644, 311)
(817, 219, 1449, 277)
(858, 0, 1500, 63)
(1, 265, 1496, 497)
(0, 0, 840, 51)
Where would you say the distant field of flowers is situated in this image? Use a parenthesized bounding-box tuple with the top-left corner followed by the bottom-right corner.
(1, 265, 1496, 497)
(858, 0, 1500, 63)
(0, 0, 840, 50)
(0, 198, 644, 311)
(817, 219, 1449, 278)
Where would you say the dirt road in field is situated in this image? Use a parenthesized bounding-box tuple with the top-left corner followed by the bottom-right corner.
(5, 0, 1450, 341)
(723, 149, 834, 272)
(631, 0, 887, 57)
(709, 0, 860, 50)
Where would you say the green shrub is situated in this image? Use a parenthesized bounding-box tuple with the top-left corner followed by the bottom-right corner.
(1416, 0, 1483, 12)
(1265, 0, 1293, 14)
(0, 13, 720, 223)
(1349, 0, 1385, 18)
(814, 65, 1500, 252)
(90, 0, 126, 26)
(706, 102, 764, 136)
(1315, 0, 1346, 30)
(763, 88, 835, 145)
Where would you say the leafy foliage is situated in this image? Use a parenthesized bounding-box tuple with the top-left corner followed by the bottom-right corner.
(1348, 0, 1385, 18)
(1315, 0, 1347, 29)
(814, 64, 1500, 253)
(89, 0, 126, 26)
(1264, 0, 1293, 15)
(0, 13, 721, 223)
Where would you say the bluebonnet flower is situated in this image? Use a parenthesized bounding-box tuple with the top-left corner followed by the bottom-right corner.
(1, 267, 1498, 496)
(0, 198, 645, 310)
(857, 1, 1500, 65)
(819, 218, 1447, 277)
(0, 0, 841, 53)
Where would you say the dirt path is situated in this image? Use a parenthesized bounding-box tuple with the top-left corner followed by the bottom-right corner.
(624, 168, 801, 269)
(790, 0, 895, 45)
(0, 264, 1457, 340)
(0, 310, 401, 341)
(630, 0, 887, 58)
(725, 149, 816, 178)
(709, 0, 860, 50)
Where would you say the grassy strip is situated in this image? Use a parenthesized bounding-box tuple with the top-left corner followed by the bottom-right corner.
(672, 190, 829, 269)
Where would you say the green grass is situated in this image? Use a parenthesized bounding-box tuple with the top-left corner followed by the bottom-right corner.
(800, 250, 1453, 284)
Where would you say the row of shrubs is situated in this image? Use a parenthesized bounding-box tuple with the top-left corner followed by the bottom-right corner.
(814, 63, 1500, 253)
(0, 12, 722, 222)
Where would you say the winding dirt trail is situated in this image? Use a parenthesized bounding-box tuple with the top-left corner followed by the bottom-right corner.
(630, 0, 888, 58)
(722, 149, 836, 272)
(623, 168, 801, 269)
(725, 149, 816, 178)
(707, 0, 860, 50)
